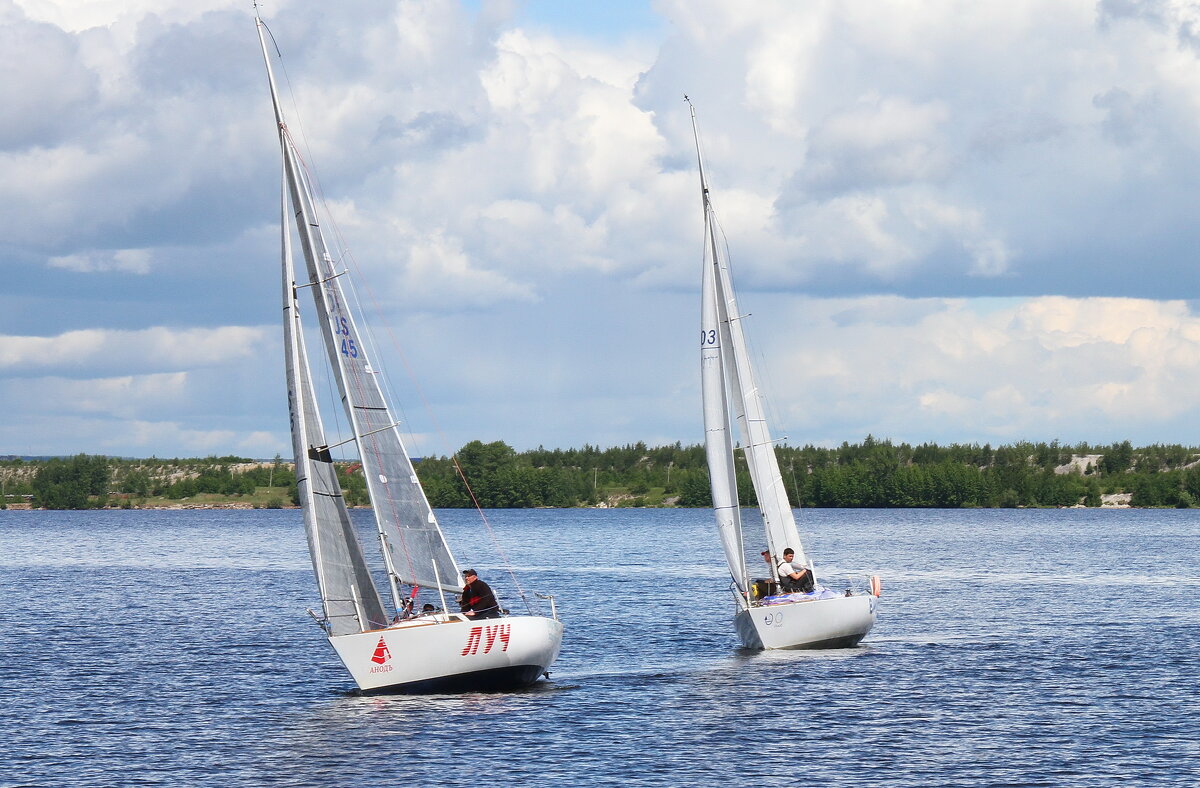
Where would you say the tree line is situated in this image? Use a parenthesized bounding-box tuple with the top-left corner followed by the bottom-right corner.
(4, 437, 1200, 510)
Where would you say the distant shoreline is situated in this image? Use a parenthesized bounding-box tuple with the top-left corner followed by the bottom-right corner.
(2, 499, 1140, 512)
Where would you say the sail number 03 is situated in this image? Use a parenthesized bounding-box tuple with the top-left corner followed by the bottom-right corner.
(333, 316, 359, 358)
(701, 329, 718, 346)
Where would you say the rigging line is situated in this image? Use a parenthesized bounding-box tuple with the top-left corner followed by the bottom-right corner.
(268, 35, 340, 266)
(325, 275, 427, 592)
(711, 208, 790, 442)
(788, 459, 804, 517)
(317, 196, 531, 610)
(303, 172, 427, 476)
(711, 209, 794, 490)
(270, 47, 437, 493)
(331, 248, 424, 467)
(271, 117, 397, 439)
(281, 125, 429, 499)
(451, 455, 534, 615)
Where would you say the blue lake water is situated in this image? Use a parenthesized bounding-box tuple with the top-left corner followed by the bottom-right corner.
(0, 507, 1196, 786)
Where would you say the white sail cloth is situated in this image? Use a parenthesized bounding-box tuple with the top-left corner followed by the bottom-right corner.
(693, 101, 806, 592)
(259, 17, 461, 639)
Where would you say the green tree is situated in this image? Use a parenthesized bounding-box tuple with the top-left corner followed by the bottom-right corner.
(32, 454, 110, 509)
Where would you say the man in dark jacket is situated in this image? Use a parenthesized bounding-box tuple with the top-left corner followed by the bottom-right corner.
(459, 569, 501, 619)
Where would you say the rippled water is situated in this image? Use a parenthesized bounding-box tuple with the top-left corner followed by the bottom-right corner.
(0, 507, 1196, 786)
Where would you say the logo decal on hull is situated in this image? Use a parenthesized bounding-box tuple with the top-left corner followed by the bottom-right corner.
(370, 636, 392, 665)
(461, 624, 511, 656)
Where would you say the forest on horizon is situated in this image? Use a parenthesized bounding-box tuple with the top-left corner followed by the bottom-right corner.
(4, 436, 1200, 511)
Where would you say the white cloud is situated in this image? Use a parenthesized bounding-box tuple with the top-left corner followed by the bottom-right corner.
(48, 248, 152, 273)
(0, 326, 267, 371)
(118, 420, 280, 456)
(9, 0, 1200, 459)
(12, 0, 255, 34)
(758, 295, 1200, 445)
(18, 372, 186, 418)
(400, 231, 537, 307)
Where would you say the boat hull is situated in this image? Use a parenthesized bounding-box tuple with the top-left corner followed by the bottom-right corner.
(735, 593, 877, 650)
(328, 613, 564, 694)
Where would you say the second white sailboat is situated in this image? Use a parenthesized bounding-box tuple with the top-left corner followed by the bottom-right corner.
(689, 97, 879, 650)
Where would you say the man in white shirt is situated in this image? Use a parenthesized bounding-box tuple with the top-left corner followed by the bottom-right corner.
(777, 548, 813, 593)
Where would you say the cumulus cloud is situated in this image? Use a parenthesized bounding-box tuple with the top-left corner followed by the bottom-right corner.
(18, 372, 187, 418)
(8, 0, 1200, 457)
(0, 326, 267, 373)
(640, 0, 1200, 297)
(48, 248, 152, 273)
(757, 295, 1200, 445)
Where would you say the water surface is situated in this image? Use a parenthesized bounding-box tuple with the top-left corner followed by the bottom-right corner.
(0, 507, 1196, 786)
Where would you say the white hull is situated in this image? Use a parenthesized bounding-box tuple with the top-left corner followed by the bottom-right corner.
(328, 613, 564, 693)
(735, 593, 877, 650)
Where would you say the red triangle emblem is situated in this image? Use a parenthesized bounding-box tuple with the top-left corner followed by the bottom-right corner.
(370, 636, 391, 665)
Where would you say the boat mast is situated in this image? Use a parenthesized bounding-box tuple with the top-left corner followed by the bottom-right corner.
(690, 97, 751, 595)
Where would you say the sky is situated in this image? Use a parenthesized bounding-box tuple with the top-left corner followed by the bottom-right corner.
(4, 0, 1200, 460)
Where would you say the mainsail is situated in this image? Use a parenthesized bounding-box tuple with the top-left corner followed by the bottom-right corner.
(691, 99, 806, 582)
(283, 153, 460, 595)
(258, 17, 461, 639)
(282, 175, 388, 636)
(695, 108, 748, 591)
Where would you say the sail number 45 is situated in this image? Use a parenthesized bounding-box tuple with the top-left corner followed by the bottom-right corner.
(333, 316, 359, 358)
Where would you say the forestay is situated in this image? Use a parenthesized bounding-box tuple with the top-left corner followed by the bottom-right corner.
(696, 122, 748, 590)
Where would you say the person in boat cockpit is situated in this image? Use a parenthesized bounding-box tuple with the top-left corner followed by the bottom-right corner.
(777, 548, 814, 593)
(459, 569, 501, 619)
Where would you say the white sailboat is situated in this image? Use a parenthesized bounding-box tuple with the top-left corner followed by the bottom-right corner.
(255, 14, 563, 693)
(689, 98, 879, 650)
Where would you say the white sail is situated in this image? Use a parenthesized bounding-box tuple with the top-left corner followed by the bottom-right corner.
(255, 12, 563, 691)
(257, 17, 459, 612)
(282, 170, 389, 636)
(285, 156, 460, 594)
(713, 246, 806, 567)
(690, 99, 805, 574)
(694, 109, 748, 590)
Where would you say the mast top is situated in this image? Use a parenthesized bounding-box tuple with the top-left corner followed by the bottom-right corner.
(686, 95, 710, 205)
